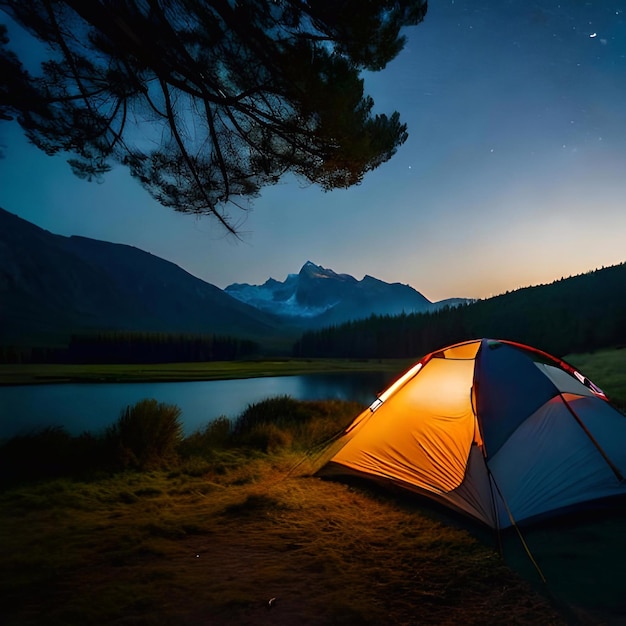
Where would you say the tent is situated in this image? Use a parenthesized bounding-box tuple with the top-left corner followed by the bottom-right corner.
(318, 338, 626, 529)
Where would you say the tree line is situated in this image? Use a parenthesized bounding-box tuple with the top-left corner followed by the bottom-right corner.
(292, 263, 626, 359)
(2, 264, 623, 364)
(0, 332, 259, 364)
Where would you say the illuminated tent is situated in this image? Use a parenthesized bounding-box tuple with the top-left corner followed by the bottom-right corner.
(318, 339, 626, 529)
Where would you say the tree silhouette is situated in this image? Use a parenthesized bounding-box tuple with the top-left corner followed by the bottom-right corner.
(0, 0, 427, 234)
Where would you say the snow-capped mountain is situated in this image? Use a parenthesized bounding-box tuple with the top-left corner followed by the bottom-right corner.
(224, 272, 332, 318)
(225, 261, 467, 327)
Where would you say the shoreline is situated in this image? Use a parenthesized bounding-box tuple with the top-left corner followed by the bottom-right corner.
(0, 358, 414, 386)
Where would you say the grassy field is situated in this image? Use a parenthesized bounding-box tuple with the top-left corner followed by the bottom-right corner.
(0, 358, 414, 386)
(1, 450, 575, 626)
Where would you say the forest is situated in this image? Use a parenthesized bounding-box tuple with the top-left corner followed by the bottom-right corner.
(0, 332, 259, 364)
(293, 263, 626, 359)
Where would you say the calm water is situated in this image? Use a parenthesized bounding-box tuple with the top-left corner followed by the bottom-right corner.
(0, 371, 395, 439)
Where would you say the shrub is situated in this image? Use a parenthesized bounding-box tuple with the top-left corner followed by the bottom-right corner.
(105, 399, 183, 470)
(230, 396, 363, 452)
(179, 416, 232, 458)
(237, 421, 294, 453)
(232, 396, 307, 435)
(230, 396, 306, 451)
(293, 399, 364, 448)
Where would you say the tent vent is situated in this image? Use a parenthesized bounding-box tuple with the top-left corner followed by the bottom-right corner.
(574, 370, 606, 398)
(369, 398, 384, 412)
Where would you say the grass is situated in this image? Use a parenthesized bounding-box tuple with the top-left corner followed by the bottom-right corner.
(0, 358, 414, 386)
(0, 454, 571, 626)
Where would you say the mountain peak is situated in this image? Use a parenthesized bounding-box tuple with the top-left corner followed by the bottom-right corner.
(225, 261, 451, 326)
(299, 261, 331, 278)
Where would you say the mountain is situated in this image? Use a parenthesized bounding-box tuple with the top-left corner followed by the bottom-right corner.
(0, 208, 468, 349)
(225, 261, 468, 327)
(0, 207, 283, 344)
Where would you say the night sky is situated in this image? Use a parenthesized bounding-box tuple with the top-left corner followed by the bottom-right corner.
(1, 1, 625, 302)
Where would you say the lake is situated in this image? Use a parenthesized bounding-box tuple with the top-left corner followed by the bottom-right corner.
(0, 371, 396, 439)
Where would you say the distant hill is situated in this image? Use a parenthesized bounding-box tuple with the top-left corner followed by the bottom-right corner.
(293, 263, 626, 359)
(226, 260, 468, 327)
(0, 208, 283, 345)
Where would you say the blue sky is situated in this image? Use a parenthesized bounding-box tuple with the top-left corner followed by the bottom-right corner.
(1, 1, 625, 302)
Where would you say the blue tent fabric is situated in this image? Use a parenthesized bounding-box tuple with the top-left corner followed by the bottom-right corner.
(476, 341, 560, 458)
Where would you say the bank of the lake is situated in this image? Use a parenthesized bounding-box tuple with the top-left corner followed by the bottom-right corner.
(0, 358, 414, 386)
